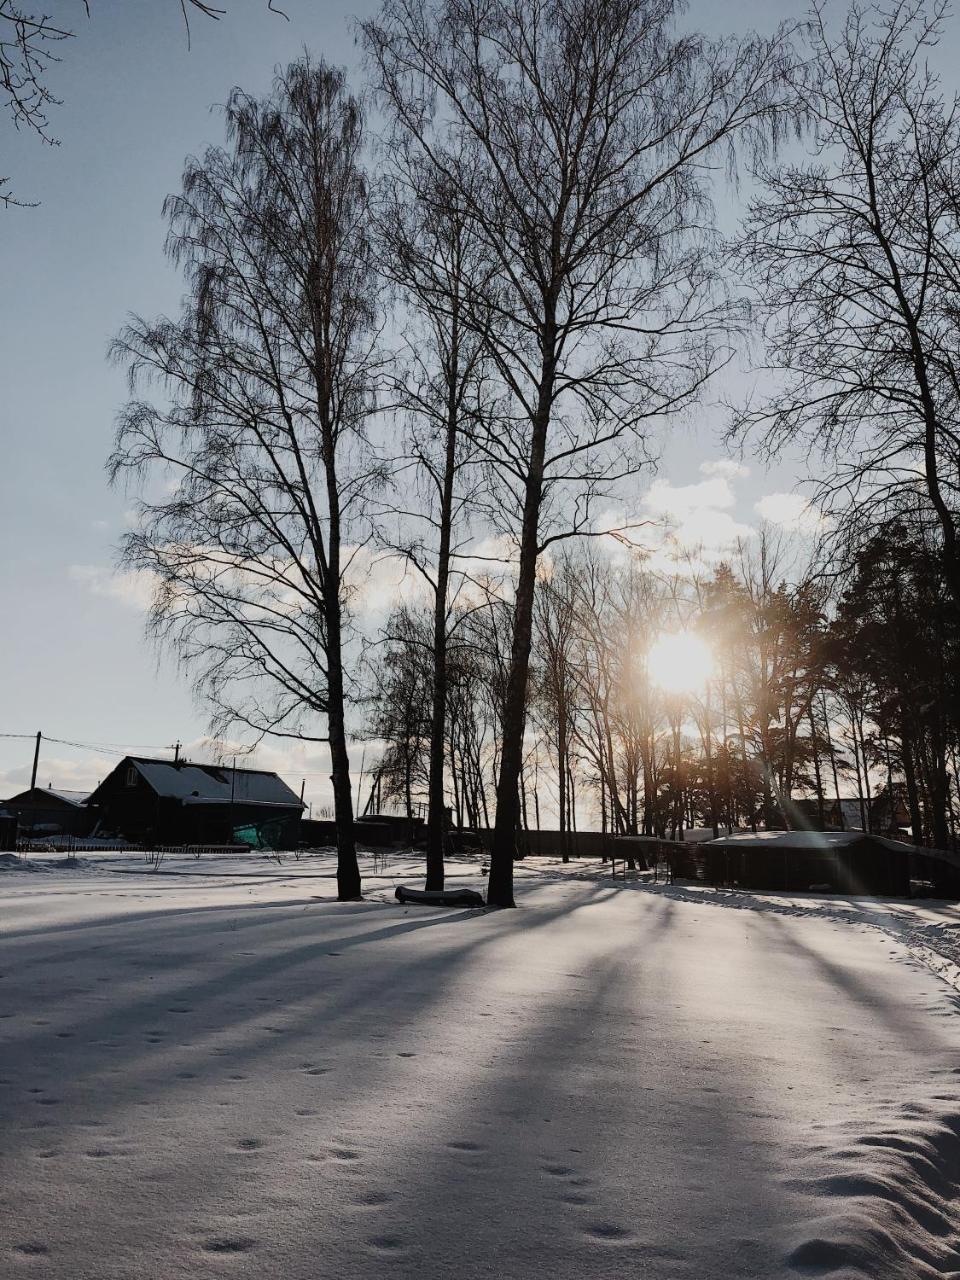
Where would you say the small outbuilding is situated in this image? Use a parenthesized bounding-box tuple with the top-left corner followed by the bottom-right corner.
(2, 786, 95, 838)
(86, 756, 304, 849)
(698, 829, 914, 897)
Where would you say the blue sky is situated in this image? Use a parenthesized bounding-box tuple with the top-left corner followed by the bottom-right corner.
(0, 0, 926, 808)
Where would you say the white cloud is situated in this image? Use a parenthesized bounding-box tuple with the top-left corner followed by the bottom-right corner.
(754, 492, 823, 532)
(0, 754, 117, 799)
(341, 546, 434, 617)
(341, 538, 518, 617)
(642, 476, 736, 517)
(69, 565, 157, 612)
(673, 508, 754, 552)
(699, 458, 750, 480)
(637, 472, 753, 568)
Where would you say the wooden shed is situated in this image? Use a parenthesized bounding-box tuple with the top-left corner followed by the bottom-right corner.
(2, 786, 95, 838)
(697, 830, 914, 897)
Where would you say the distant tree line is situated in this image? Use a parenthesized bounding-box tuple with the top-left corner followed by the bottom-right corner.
(371, 513, 960, 861)
(108, 0, 960, 903)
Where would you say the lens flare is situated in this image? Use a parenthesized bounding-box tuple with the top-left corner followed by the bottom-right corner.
(647, 630, 714, 695)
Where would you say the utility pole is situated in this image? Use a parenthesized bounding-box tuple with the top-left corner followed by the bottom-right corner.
(174, 740, 181, 764)
(230, 756, 237, 845)
(30, 731, 41, 790)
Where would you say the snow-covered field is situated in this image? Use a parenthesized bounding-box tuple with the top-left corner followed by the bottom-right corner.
(3, 850, 960, 1277)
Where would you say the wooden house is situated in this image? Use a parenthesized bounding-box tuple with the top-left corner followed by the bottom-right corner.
(86, 756, 303, 849)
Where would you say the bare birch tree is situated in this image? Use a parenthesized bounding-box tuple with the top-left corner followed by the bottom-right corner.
(375, 159, 490, 889)
(365, 0, 796, 904)
(733, 0, 960, 607)
(108, 59, 379, 900)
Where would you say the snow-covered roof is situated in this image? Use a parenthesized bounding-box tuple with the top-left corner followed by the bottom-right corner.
(104, 758, 302, 809)
(4, 786, 90, 807)
(679, 826, 726, 844)
(45, 788, 90, 807)
(708, 829, 917, 854)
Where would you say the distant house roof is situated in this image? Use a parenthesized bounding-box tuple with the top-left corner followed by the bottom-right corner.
(4, 786, 91, 808)
(793, 797, 865, 826)
(708, 829, 916, 855)
(88, 757, 303, 810)
(46, 788, 91, 807)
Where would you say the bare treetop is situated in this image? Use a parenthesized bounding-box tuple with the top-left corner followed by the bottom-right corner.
(0, 0, 287, 206)
(732, 0, 960, 605)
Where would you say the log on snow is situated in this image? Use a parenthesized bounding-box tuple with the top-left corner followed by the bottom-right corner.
(394, 885, 485, 908)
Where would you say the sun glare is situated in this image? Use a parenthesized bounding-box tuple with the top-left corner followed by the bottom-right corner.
(647, 630, 714, 696)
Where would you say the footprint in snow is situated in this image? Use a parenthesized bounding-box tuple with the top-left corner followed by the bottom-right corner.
(582, 1222, 635, 1244)
(560, 1190, 595, 1206)
(365, 1236, 406, 1254)
(353, 1190, 394, 1208)
(200, 1236, 258, 1254)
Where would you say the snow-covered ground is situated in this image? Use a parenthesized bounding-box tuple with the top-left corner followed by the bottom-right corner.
(3, 851, 960, 1277)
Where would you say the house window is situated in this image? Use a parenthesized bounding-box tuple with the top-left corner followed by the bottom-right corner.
(125, 766, 138, 788)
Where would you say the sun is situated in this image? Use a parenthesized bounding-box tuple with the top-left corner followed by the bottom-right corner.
(647, 630, 714, 695)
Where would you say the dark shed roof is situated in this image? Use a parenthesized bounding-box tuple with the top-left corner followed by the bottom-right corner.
(707, 830, 916, 855)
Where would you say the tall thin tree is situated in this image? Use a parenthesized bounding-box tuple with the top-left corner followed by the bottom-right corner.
(109, 59, 379, 900)
(375, 160, 489, 889)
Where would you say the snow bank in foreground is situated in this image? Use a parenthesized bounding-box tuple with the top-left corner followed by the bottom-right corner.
(780, 1097, 960, 1276)
(1, 860, 960, 1277)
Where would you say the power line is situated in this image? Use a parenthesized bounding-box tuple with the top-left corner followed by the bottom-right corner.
(0, 732, 179, 757)
(1, 730, 343, 778)
(44, 737, 173, 756)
